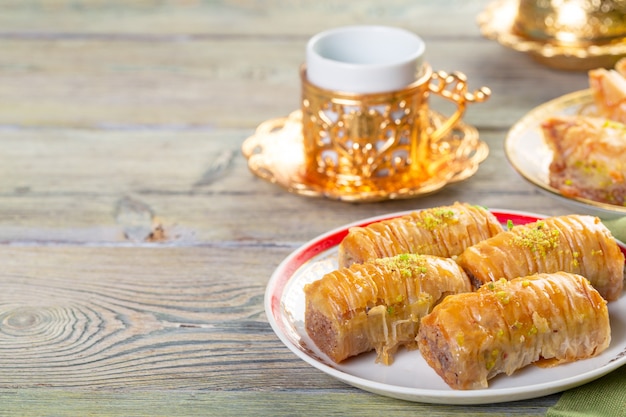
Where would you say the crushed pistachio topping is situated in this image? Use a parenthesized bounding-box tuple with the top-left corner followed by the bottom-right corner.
(484, 279, 514, 304)
(510, 220, 560, 257)
(367, 254, 434, 317)
(418, 208, 458, 230)
(485, 278, 508, 291)
(573, 158, 609, 176)
(506, 219, 514, 231)
(372, 253, 429, 276)
(496, 291, 510, 304)
(485, 349, 500, 371)
(603, 119, 626, 130)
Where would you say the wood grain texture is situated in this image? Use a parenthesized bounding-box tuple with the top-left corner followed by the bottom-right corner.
(0, 37, 587, 129)
(0, 247, 273, 387)
(0, 1, 588, 129)
(0, 391, 561, 417)
(0, 0, 611, 415)
(0, 1, 493, 36)
(0, 128, 572, 245)
(0, 243, 561, 416)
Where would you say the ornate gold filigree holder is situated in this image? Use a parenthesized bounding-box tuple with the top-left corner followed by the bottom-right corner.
(299, 64, 490, 195)
(241, 110, 489, 203)
(479, 0, 626, 70)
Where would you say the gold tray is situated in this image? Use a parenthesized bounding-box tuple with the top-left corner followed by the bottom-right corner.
(242, 110, 488, 203)
(478, 0, 626, 71)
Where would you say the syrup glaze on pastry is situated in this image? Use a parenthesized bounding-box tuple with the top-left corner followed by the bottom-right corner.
(338, 202, 502, 268)
(304, 253, 471, 365)
(457, 214, 624, 301)
(418, 272, 611, 390)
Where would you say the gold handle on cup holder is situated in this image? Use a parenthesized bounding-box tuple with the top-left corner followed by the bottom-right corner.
(427, 70, 491, 143)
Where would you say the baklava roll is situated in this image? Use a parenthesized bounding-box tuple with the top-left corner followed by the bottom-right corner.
(338, 202, 503, 268)
(457, 214, 625, 301)
(417, 272, 611, 390)
(304, 253, 471, 365)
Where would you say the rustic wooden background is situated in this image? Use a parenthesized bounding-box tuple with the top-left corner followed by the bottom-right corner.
(0, 0, 599, 415)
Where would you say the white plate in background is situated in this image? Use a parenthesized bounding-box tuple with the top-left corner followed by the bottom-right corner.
(505, 89, 626, 220)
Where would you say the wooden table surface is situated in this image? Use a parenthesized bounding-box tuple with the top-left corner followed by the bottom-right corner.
(1, 0, 619, 415)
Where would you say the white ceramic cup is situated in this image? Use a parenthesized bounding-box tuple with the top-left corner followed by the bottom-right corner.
(305, 25, 425, 94)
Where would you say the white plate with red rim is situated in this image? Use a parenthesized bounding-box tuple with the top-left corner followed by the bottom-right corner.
(264, 209, 626, 405)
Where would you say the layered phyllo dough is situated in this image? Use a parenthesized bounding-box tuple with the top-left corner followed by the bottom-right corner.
(418, 272, 610, 389)
(542, 59, 626, 206)
(456, 214, 624, 301)
(304, 253, 471, 365)
(541, 115, 626, 206)
(338, 202, 503, 268)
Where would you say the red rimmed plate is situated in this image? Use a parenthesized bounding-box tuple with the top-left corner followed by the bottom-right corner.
(264, 209, 626, 404)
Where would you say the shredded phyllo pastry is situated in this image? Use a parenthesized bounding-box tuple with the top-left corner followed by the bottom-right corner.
(417, 272, 611, 390)
(457, 214, 624, 301)
(337, 202, 503, 268)
(304, 253, 471, 365)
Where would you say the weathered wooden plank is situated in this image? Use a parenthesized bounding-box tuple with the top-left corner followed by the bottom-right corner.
(0, 246, 290, 389)
(0, 37, 587, 129)
(0, 390, 558, 417)
(0, 0, 588, 130)
(0, 128, 573, 245)
(0, 0, 602, 414)
(0, 0, 490, 37)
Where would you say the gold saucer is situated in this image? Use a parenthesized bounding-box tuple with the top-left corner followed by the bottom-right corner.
(478, 0, 626, 71)
(241, 111, 488, 203)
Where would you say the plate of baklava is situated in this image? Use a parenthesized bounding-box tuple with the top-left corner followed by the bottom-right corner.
(265, 202, 626, 404)
(505, 60, 626, 219)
